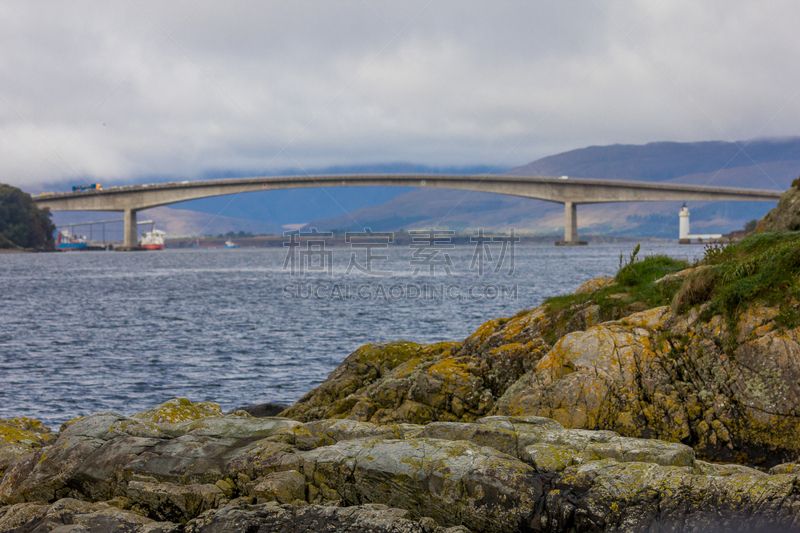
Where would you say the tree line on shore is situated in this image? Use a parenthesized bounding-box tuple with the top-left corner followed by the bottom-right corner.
(0, 184, 55, 250)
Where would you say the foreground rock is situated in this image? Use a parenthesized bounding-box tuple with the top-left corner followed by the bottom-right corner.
(183, 502, 445, 533)
(0, 498, 173, 532)
(0, 418, 55, 479)
(0, 499, 431, 533)
(3, 400, 800, 532)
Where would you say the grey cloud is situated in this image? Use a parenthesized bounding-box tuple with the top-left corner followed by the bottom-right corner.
(1, 0, 799, 188)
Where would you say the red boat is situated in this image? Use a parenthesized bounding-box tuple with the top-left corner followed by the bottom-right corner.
(141, 229, 166, 250)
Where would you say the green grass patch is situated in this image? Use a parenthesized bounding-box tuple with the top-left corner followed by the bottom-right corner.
(615, 247, 691, 307)
(686, 232, 800, 326)
(533, 232, 800, 351)
(543, 245, 690, 327)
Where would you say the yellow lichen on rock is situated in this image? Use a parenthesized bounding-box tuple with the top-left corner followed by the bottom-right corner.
(495, 307, 692, 444)
(132, 398, 223, 424)
(573, 276, 615, 294)
(462, 318, 504, 348)
(616, 305, 670, 329)
(0, 418, 53, 447)
(279, 341, 457, 423)
(0, 417, 55, 477)
(736, 305, 779, 342)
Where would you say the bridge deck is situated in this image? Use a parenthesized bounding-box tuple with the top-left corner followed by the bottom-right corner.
(32, 174, 783, 249)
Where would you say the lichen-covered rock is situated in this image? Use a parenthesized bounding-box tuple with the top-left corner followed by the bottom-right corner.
(544, 460, 800, 532)
(281, 341, 461, 423)
(757, 182, 800, 232)
(281, 320, 552, 427)
(653, 264, 712, 284)
(417, 416, 694, 472)
(278, 283, 662, 432)
(0, 409, 305, 506)
(495, 307, 674, 435)
(770, 462, 800, 475)
(300, 419, 403, 449)
(134, 398, 223, 424)
(126, 480, 224, 522)
(0, 497, 177, 533)
(302, 437, 542, 533)
(419, 421, 518, 457)
(697, 460, 767, 477)
(275, 266, 800, 469)
(0, 417, 55, 478)
(224, 440, 303, 481)
(252, 470, 306, 504)
(4, 403, 800, 532)
(0, 411, 131, 504)
(175, 415, 303, 440)
(182, 502, 434, 533)
(573, 276, 615, 294)
(0, 502, 46, 531)
(493, 302, 800, 467)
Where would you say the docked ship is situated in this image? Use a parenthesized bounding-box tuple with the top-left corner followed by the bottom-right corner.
(141, 228, 166, 250)
(55, 230, 88, 250)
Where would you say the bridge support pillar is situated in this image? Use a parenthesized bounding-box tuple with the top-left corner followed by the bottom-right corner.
(116, 208, 143, 251)
(555, 202, 588, 246)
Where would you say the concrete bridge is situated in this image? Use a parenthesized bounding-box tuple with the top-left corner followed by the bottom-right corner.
(33, 174, 783, 249)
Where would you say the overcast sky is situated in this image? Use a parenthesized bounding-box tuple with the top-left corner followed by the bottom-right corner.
(2, 1, 800, 188)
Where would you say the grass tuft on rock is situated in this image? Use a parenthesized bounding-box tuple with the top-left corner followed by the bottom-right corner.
(674, 231, 800, 326)
(544, 247, 690, 324)
(543, 233, 800, 332)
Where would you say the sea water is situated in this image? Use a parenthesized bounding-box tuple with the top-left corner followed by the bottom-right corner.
(0, 242, 702, 427)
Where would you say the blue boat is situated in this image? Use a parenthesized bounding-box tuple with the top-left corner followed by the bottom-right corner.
(55, 230, 88, 250)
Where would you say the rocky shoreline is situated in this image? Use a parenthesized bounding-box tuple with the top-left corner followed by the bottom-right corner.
(4, 188, 800, 532)
(4, 278, 800, 532)
(3, 399, 800, 533)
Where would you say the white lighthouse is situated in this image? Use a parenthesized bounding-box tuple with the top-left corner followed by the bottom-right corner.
(679, 204, 690, 241)
(678, 204, 722, 244)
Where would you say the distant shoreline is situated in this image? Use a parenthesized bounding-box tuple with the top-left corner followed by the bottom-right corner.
(164, 233, 672, 248)
(0, 247, 55, 254)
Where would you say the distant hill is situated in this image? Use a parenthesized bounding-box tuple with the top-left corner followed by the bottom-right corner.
(303, 139, 800, 238)
(507, 138, 800, 182)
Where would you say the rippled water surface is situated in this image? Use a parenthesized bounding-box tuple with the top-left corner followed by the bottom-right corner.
(0, 243, 701, 427)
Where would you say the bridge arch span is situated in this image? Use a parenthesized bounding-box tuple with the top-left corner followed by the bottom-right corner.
(33, 174, 782, 249)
